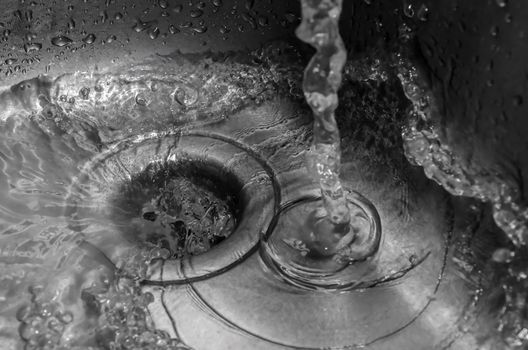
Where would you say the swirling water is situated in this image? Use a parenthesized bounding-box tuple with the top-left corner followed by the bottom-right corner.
(0, 47, 305, 349)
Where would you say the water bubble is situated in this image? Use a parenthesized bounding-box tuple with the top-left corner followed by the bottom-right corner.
(17, 305, 33, 322)
(38, 303, 58, 319)
(136, 94, 147, 106)
(51, 35, 73, 47)
(174, 85, 199, 106)
(403, 1, 415, 17)
(190, 9, 204, 18)
(56, 311, 73, 324)
(47, 318, 64, 333)
(417, 4, 429, 21)
(79, 87, 90, 100)
(492, 248, 514, 263)
(82, 33, 96, 44)
(19, 322, 39, 341)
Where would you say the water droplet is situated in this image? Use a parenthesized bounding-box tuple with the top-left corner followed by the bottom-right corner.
(190, 9, 203, 18)
(105, 34, 117, 43)
(490, 26, 499, 37)
(173, 4, 183, 13)
(148, 27, 160, 39)
(169, 24, 180, 34)
(212, 0, 222, 7)
(56, 311, 73, 324)
(82, 33, 96, 44)
(24, 42, 42, 53)
(158, 0, 168, 9)
(496, 0, 507, 7)
(505, 13, 512, 23)
(67, 18, 76, 30)
(180, 21, 192, 28)
(513, 95, 523, 106)
(219, 25, 230, 34)
(99, 10, 109, 24)
(192, 26, 207, 34)
(51, 35, 73, 47)
(5, 58, 17, 65)
(115, 12, 123, 20)
(133, 19, 155, 33)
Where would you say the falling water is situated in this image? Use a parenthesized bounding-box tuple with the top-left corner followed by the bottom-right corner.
(296, 0, 350, 225)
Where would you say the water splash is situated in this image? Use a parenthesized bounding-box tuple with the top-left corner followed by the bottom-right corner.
(16, 244, 191, 350)
(296, 0, 349, 224)
(393, 45, 528, 348)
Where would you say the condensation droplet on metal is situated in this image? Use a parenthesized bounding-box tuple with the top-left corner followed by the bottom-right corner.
(51, 35, 73, 47)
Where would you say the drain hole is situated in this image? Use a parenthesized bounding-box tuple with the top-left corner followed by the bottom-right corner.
(110, 158, 243, 259)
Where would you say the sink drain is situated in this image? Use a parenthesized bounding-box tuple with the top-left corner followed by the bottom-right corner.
(66, 130, 280, 283)
(111, 158, 242, 259)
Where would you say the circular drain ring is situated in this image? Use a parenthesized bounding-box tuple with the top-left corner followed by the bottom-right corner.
(148, 130, 282, 284)
(65, 129, 281, 285)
